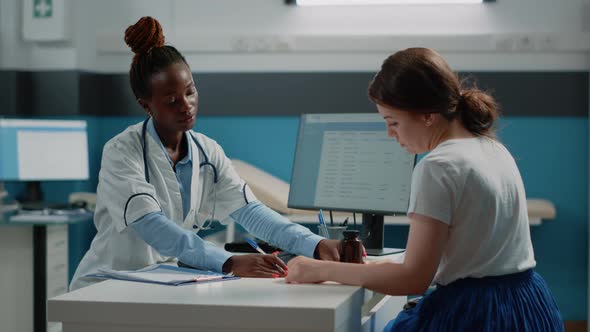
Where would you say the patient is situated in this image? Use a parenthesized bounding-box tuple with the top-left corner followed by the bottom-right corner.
(285, 47, 564, 332)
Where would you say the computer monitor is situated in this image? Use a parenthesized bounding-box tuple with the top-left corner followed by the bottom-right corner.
(288, 113, 416, 255)
(0, 119, 89, 205)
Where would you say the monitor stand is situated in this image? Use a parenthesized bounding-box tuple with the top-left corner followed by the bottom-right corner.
(0, 181, 7, 200)
(0, 181, 8, 211)
(0, 181, 21, 213)
(20, 181, 46, 210)
(360, 213, 403, 256)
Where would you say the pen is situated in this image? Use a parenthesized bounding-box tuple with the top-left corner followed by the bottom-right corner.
(318, 209, 330, 238)
(244, 238, 286, 276)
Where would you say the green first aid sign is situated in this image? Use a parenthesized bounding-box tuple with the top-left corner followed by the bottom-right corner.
(33, 0, 53, 18)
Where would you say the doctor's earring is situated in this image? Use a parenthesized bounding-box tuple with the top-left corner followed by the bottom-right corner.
(138, 99, 152, 116)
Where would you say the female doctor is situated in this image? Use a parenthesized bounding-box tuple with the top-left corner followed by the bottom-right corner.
(70, 17, 339, 291)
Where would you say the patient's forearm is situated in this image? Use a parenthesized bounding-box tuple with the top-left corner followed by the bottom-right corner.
(318, 260, 430, 296)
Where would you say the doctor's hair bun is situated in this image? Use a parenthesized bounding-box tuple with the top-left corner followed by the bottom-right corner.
(124, 16, 165, 55)
(125, 16, 187, 99)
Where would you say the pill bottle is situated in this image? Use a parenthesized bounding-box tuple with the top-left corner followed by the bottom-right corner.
(340, 230, 363, 263)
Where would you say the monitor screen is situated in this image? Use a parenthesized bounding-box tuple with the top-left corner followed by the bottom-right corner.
(288, 113, 415, 215)
(0, 119, 89, 181)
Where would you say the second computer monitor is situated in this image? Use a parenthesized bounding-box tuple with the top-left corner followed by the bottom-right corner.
(0, 119, 89, 205)
(0, 119, 89, 181)
(288, 113, 416, 255)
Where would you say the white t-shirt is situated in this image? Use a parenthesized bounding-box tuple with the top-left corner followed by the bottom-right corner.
(408, 136, 536, 286)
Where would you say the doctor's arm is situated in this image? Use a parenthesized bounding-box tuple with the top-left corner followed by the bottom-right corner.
(285, 213, 448, 296)
(130, 212, 231, 272)
(130, 212, 286, 277)
(203, 139, 339, 261)
(230, 201, 341, 261)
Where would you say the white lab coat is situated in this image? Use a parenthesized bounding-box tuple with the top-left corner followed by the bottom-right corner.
(70, 121, 254, 291)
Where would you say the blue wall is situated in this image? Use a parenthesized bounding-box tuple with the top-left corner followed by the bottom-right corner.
(6, 115, 586, 320)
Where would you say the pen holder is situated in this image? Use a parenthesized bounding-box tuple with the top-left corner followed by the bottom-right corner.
(326, 226, 347, 240)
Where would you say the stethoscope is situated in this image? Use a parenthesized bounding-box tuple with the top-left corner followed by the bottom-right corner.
(141, 118, 220, 232)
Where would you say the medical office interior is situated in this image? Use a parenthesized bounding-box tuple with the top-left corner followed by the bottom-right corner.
(0, 0, 589, 331)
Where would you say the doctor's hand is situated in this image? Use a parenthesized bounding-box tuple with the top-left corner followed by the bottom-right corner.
(223, 254, 288, 278)
(314, 239, 341, 261)
(314, 239, 367, 263)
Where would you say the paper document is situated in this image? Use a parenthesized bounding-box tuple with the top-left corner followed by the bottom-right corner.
(87, 264, 237, 286)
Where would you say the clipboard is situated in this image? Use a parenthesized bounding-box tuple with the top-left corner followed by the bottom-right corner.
(86, 264, 239, 286)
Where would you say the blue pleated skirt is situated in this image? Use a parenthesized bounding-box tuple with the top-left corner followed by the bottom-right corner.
(384, 270, 564, 332)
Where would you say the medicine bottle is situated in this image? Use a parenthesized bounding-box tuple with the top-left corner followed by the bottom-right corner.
(339, 230, 363, 264)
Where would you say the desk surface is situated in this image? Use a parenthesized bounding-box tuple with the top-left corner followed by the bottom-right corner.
(286, 198, 556, 226)
(0, 210, 93, 226)
(49, 277, 389, 331)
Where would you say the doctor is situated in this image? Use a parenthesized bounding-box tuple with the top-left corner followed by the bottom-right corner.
(70, 16, 339, 291)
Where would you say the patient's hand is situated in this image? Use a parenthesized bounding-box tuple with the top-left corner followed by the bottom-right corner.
(285, 256, 324, 284)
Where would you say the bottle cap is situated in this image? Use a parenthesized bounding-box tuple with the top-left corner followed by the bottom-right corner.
(342, 230, 359, 239)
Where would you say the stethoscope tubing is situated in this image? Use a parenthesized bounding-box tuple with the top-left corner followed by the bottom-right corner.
(141, 118, 218, 184)
(140, 118, 220, 232)
(138, 118, 248, 232)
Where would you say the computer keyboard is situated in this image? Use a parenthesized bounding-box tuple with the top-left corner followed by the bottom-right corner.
(224, 240, 281, 253)
(223, 240, 298, 264)
(276, 251, 298, 264)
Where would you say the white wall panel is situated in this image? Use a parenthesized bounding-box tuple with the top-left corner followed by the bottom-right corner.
(1, 0, 589, 71)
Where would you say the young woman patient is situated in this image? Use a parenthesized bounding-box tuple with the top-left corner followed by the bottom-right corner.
(285, 47, 563, 332)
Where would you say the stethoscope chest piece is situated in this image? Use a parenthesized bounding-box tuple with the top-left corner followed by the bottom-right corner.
(142, 118, 220, 233)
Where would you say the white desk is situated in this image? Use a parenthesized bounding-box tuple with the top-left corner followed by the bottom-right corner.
(284, 198, 557, 226)
(221, 198, 556, 246)
(0, 213, 92, 332)
(48, 276, 405, 332)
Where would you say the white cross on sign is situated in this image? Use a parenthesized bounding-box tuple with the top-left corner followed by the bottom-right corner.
(34, 0, 52, 18)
